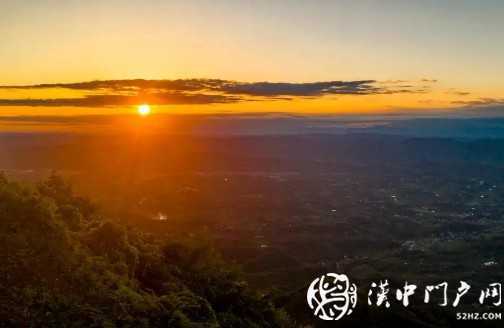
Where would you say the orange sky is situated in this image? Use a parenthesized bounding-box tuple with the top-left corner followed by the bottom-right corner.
(1, 1, 503, 118)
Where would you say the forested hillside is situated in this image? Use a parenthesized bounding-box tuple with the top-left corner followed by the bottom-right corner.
(0, 174, 291, 327)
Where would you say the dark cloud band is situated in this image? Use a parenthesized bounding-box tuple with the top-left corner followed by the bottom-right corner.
(452, 98, 504, 107)
(0, 78, 430, 107)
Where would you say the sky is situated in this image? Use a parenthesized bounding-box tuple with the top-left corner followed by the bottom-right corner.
(0, 0, 503, 119)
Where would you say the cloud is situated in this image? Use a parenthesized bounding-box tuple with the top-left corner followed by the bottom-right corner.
(0, 79, 224, 92)
(452, 97, 504, 107)
(0, 78, 431, 107)
(0, 92, 239, 107)
(217, 80, 380, 96)
(446, 89, 471, 96)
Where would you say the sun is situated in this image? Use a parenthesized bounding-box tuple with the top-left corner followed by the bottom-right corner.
(137, 104, 151, 116)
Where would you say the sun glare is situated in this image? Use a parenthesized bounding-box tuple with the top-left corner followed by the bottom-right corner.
(137, 104, 151, 116)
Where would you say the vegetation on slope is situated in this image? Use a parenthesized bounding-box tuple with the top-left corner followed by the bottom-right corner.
(0, 174, 291, 327)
